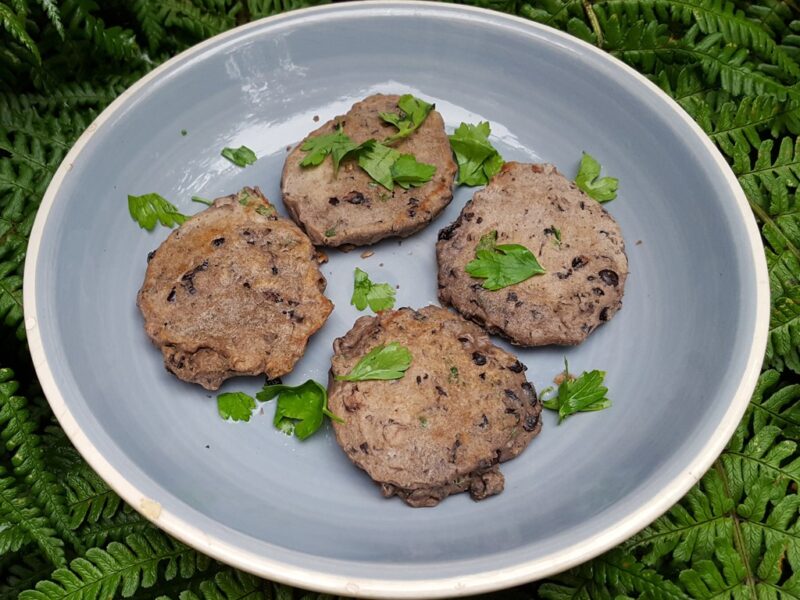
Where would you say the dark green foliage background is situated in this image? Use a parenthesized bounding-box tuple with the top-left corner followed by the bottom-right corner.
(0, 0, 799, 597)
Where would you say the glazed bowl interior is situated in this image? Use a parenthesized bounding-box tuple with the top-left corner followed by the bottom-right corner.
(25, 2, 767, 597)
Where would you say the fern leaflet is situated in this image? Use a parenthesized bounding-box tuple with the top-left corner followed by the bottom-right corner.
(0, 469, 64, 566)
(19, 529, 213, 599)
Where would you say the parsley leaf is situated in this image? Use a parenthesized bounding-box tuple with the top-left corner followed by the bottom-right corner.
(542, 359, 611, 422)
(465, 230, 545, 290)
(575, 152, 618, 202)
(390, 154, 437, 189)
(221, 145, 257, 167)
(300, 129, 435, 190)
(255, 204, 276, 218)
(476, 229, 498, 252)
(449, 122, 504, 186)
(351, 268, 396, 313)
(380, 94, 434, 143)
(335, 342, 412, 381)
(357, 142, 399, 190)
(256, 379, 342, 440)
(299, 128, 365, 172)
(217, 392, 256, 422)
(191, 195, 213, 207)
(128, 193, 187, 231)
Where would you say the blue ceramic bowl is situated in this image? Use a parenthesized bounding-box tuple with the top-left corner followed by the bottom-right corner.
(24, 3, 769, 597)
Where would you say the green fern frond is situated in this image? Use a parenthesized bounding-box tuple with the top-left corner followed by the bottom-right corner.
(678, 537, 795, 598)
(0, 128, 60, 176)
(65, 471, 122, 530)
(746, 0, 795, 37)
(735, 137, 800, 283)
(0, 78, 130, 113)
(0, 3, 41, 64)
(7, 0, 28, 17)
(1, 553, 56, 598)
(656, 65, 723, 106)
(131, 0, 167, 52)
(0, 367, 83, 554)
(60, 0, 141, 62)
(41, 424, 87, 477)
(690, 95, 800, 156)
(606, 19, 798, 100)
(0, 469, 64, 566)
(36, 0, 64, 38)
(601, 0, 800, 77)
(0, 519, 31, 556)
(779, 19, 800, 62)
(538, 549, 687, 599)
(0, 261, 24, 339)
(0, 110, 75, 154)
(19, 529, 213, 599)
(77, 507, 152, 548)
(766, 284, 800, 373)
(627, 468, 734, 564)
(723, 422, 800, 498)
(628, 370, 800, 575)
(743, 368, 800, 436)
(0, 182, 38, 264)
(172, 570, 268, 600)
(160, 0, 237, 40)
(520, 0, 584, 27)
(737, 136, 800, 197)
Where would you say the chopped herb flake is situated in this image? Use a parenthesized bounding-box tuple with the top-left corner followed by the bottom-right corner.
(575, 152, 618, 202)
(128, 193, 186, 231)
(221, 145, 257, 167)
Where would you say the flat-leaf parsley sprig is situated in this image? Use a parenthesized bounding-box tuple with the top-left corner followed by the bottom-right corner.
(217, 392, 257, 422)
(541, 359, 611, 422)
(351, 268, 396, 313)
(335, 342, 412, 382)
(449, 121, 504, 186)
(221, 145, 257, 167)
(128, 193, 187, 230)
(257, 379, 342, 440)
(380, 94, 434, 144)
(575, 152, 618, 202)
(465, 230, 545, 291)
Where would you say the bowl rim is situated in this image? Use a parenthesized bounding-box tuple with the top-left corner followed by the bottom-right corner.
(22, 2, 770, 597)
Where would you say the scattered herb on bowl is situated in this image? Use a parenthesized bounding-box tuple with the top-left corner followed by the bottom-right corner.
(128, 193, 186, 230)
(351, 268, 396, 313)
(541, 359, 611, 422)
(256, 379, 342, 440)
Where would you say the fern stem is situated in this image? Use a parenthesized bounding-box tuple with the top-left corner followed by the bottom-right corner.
(582, 0, 605, 46)
(709, 105, 800, 144)
(626, 515, 728, 547)
(748, 198, 800, 262)
(0, 141, 54, 173)
(712, 460, 759, 598)
(751, 396, 800, 430)
(0, 275, 22, 310)
(723, 449, 799, 483)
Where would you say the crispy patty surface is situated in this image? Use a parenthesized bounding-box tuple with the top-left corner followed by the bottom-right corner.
(328, 305, 541, 507)
(437, 162, 628, 346)
(281, 94, 457, 248)
(137, 187, 333, 390)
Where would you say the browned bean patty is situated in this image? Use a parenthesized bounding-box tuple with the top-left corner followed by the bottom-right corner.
(328, 306, 541, 508)
(137, 188, 333, 390)
(437, 162, 628, 346)
(281, 94, 457, 248)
